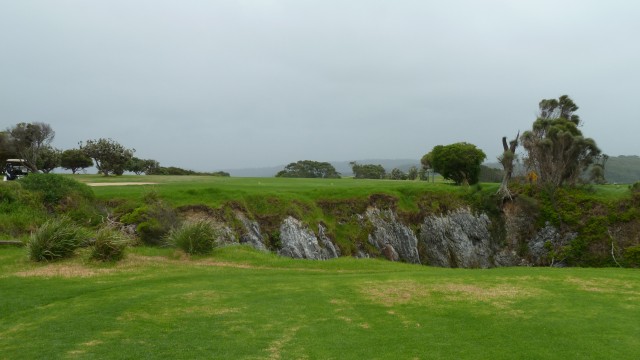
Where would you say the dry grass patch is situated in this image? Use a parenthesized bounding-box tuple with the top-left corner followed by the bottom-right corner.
(361, 280, 431, 307)
(0, 322, 36, 338)
(265, 325, 302, 360)
(564, 276, 640, 297)
(361, 280, 541, 311)
(194, 259, 265, 269)
(181, 290, 219, 300)
(117, 306, 242, 322)
(14, 264, 115, 278)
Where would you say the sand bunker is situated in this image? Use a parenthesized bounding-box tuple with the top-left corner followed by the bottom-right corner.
(86, 182, 157, 186)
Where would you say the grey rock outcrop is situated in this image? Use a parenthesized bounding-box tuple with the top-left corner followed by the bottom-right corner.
(528, 222, 575, 266)
(366, 208, 420, 264)
(236, 212, 268, 251)
(420, 208, 493, 268)
(278, 217, 339, 260)
(215, 224, 238, 246)
(318, 224, 341, 258)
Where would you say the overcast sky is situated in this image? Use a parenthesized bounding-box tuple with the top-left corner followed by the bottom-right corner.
(1, 0, 639, 171)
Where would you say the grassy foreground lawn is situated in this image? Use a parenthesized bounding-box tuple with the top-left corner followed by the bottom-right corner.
(1, 246, 639, 359)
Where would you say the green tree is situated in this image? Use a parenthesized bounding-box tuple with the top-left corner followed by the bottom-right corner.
(350, 162, 386, 179)
(388, 168, 407, 180)
(521, 95, 601, 188)
(126, 157, 159, 175)
(423, 142, 486, 185)
(0, 131, 17, 161)
(276, 160, 340, 178)
(407, 166, 419, 180)
(36, 146, 62, 173)
(80, 138, 134, 176)
(6, 122, 55, 172)
(589, 154, 608, 184)
(61, 149, 93, 174)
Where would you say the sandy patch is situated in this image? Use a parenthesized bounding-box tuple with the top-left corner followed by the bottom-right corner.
(86, 182, 157, 187)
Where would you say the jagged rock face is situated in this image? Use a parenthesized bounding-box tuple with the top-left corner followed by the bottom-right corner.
(278, 217, 339, 260)
(366, 208, 420, 264)
(318, 224, 341, 258)
(502, 201, 533, 250)
(236, 212, 268, 251)
(527, 222, 575, 266)
(215, 224, 238, 246)
(420, 208, 493, 268)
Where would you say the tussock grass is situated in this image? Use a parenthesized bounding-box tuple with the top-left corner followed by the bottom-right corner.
(91, 227, 130, 262)
(27, 217, 90, 262)
(166, 219, 220, 255)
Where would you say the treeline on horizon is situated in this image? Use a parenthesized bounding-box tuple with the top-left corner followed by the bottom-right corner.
(3, 94, 640, 184)
(0, 124, 229, 177)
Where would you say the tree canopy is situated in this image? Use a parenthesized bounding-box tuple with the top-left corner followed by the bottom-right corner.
(350, 162, 386, 179)
(61, 149, 93, 174)
(521, 95, 601, 188)
(276, 160, 340, 178)
(126, 157, 160, 175)
(81, 138, 134, 176)
(6, 122, 55, 172)
(423, 142, 486, 185)
(36, 146, 62, 173)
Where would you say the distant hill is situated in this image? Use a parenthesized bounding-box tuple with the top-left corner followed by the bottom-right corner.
(604, 155, 640, 184)
(224, 159, 420, 178)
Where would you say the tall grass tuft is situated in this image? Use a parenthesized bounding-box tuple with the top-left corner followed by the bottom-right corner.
(91, 227, 130, 262)
(28, 217, 90, 262)
(167, 220, 220, 255)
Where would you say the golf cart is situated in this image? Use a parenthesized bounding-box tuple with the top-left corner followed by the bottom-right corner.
(4, 159, 30, 181)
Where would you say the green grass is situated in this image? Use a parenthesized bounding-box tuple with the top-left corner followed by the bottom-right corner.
(70, 174, 632, 206)
(1, 245, 638, 359)
(70, 174, 471, 204)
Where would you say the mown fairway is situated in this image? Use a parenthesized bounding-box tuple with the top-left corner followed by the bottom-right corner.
(1, 245, 639, 359)
(73, 174, 632, 206)
(75, 174, 476, 208)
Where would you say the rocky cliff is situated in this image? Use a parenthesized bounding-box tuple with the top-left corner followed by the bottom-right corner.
(170, 190, 639, 268)
(218, 205, 531, 267)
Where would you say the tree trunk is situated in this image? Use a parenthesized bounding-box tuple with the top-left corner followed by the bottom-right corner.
(497, 132, 519, 201)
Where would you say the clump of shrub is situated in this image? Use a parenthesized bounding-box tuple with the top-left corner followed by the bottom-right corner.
(19, 173, 94, 206)
(167, 220, 220, 255)
(91, 226, 130, 262)
(0, 181, 46, 237)
(624, 245, 640, 268)
(19, 173, 100, 225)
(28, 217, 90, 262)
(120, 191, 178, 245)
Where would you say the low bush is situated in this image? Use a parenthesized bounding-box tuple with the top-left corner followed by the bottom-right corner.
(19, 173, 94, 206)
(167, 220, 220, 255)
(91, 227, 130, 262)
(120, 193, 178, 245)
(19, 174, 101, 225)
(28, 217, 90, 261)
(0, 182, 46, 237)
(624, 245, 640, 268)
